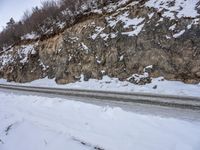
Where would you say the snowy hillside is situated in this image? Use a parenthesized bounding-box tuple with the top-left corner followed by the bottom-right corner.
(0, 0, 200, 91)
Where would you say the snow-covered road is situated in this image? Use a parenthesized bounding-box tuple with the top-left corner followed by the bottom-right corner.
(0, 91, 200, 150)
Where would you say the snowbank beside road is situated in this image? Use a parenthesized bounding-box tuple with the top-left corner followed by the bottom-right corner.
(0, 76, 200, 97)
(0, 91, 200, 150)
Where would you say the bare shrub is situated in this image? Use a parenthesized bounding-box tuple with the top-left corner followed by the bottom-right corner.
(0, 0, 120, 50)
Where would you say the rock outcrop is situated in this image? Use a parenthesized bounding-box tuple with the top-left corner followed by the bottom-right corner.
(0, 0, 200, 84)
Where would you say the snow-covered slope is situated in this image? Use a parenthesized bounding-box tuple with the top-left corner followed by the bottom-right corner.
(0, 91, 200, 150)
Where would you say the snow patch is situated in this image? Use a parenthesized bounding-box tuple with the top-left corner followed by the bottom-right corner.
(91, 26, 104, 40)
(122, 23, 145, 36)
(80, 43, 89, 53)
(165, 35, 171, 39)
(169, 24, 176, 30)
(173, 29, 185, 38)
(145, 0, 200, 19)
(148, 12, 155, 19)
(106, 11, 145, 36)
(21, 32, 39, 40)
(18, 45, 36, 64)
(0, 50, 14, 69)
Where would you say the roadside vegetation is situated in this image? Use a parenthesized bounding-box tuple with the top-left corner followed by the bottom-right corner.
(0, 0, 119, 51)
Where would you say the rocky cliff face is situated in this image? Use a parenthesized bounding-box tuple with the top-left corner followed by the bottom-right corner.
(0, 0, 200, 84)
